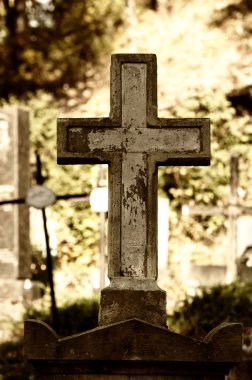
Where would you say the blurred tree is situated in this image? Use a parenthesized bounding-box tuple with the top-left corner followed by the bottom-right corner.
(0, 0, 124, 100)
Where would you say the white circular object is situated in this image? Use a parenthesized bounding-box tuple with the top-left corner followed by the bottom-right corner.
(90, 187, 108, 212)
(26, 185, 56, 209)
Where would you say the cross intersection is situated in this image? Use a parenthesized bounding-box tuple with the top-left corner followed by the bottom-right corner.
(58, 54, 210, 287)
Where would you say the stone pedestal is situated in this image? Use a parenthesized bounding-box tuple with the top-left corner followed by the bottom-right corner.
(99, 279, 166, 327)
(24, 319, 241, 380)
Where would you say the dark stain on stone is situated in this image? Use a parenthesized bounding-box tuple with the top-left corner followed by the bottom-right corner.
(68, 127, 90, 153)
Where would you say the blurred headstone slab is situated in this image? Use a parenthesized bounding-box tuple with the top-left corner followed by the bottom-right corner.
(25, 54, 241, 380)
(183, 264, 227, 288)
(0, 107, 31, 298)
(57, 54, 210, 326)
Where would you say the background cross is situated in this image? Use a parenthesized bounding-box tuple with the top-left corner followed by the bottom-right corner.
(183, 153, 252, 282)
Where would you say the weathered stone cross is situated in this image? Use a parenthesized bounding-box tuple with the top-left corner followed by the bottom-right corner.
(57, 54, 210, 326)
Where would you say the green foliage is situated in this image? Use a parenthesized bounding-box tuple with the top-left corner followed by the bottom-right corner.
(168, 282, 252, 339)
(159, 88, 252, 264)
(24, 297, 99, 336)
(0, 0, 124, 99)
(2, 93, 104, 294)
(24, 93, 102, 271)
(161, 89, 252, 205)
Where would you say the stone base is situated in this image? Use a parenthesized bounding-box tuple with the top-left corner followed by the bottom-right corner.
(99, 278, 167, 327)
(24, 318, 242, 379)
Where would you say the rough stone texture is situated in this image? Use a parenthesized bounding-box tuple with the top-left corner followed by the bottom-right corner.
(57, 54, 210, 326)
(99, 279, 166, 327)
(0, 107, 31, 292)
(24, 319, 241, 379)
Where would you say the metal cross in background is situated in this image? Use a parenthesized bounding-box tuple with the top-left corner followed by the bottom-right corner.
(183, 153, 252, 282)
(0, 153, 88, 330)
(33, 154, 58, 329)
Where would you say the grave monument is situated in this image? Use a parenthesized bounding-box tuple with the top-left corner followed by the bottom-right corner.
(24, 54, 241, 379)
(0, 107, 31, 300)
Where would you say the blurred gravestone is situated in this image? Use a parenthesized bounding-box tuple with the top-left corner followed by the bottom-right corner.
(0, 107, 31, 300)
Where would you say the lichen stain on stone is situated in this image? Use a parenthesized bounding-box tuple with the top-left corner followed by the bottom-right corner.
(127, 65, 141, 82)
(135, 166, 147, 200)
(124, 180, 146, 209)
(68, 127, 90, 153)
(122, 161, 147, 217)
(122, 263, 140, 277)
(122, 136, 137, 152)
(88, 129, 118, 152)
(135, 176, 147, 203)
(122, 185, 128, 208)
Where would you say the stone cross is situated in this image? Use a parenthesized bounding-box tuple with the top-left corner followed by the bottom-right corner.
(57, 54, 210, 326)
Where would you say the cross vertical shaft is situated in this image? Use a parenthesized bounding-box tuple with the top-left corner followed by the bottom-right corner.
(121, 63, 148, 278)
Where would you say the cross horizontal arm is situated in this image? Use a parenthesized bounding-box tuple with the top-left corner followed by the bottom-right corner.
(57, 117, 210, 165)
(57, 54, 211, 326)
(186, 204, 252, 217)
